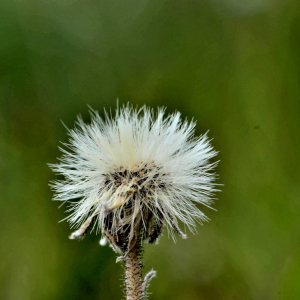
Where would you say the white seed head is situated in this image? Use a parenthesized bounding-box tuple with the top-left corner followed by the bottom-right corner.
(49, 104, 219, 254)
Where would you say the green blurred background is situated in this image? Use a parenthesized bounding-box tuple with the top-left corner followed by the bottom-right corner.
(1, 0, 300, 299)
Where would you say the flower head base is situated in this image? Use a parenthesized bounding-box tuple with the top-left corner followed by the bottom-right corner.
(50, 104, 218, 259)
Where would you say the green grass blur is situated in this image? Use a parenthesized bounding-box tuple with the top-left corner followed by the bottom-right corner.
(1, 0, 300, 299)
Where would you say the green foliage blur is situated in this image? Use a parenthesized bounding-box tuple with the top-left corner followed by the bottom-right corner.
(1, 0, 300, 299)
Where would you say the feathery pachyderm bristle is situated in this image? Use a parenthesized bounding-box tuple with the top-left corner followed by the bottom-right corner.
(49, 104, 219, 259)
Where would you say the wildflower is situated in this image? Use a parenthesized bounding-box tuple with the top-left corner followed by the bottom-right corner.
(50, 104, 219, 300)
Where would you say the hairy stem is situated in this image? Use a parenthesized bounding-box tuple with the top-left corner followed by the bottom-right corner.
(124, 237, 145, 300)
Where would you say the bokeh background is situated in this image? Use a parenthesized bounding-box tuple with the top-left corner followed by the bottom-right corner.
(1, 0, 300, 299)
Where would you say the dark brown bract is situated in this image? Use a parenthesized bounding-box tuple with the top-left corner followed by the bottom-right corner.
(101, 162, 167, 261)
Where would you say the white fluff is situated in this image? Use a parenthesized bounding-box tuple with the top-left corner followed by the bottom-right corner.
(49, 104, 219, 240)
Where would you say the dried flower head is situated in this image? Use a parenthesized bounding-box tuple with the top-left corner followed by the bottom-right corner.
(50, 105, 218, 260)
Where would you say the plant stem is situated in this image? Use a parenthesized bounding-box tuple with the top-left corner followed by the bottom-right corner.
(124, 237, 145, 300)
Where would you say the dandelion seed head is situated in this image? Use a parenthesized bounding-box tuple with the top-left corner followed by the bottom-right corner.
(49, 104, 219, 254)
